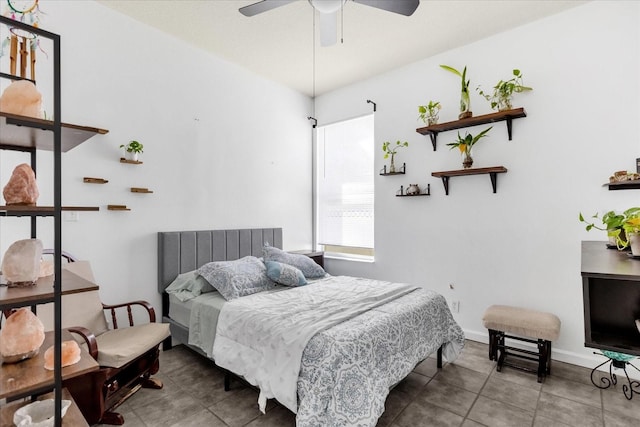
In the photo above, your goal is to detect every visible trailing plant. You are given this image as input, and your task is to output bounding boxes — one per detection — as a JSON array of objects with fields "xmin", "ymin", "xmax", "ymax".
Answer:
[{"xmin": 477, "ymin": 69, "xmax": 532, "ymax": 111}]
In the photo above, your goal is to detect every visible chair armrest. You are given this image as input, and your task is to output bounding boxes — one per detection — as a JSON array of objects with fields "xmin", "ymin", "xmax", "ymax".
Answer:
[
  {"xmin": 102, "ymin": 300, "xmax": 156, "ymax": 329},
  {"xmin": 67, "ymin": 326, "xmax": 98, "ymax": 360}
]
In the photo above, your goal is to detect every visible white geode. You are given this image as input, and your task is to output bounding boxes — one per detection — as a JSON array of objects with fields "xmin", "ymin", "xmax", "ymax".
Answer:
[{"xmin": 1, "ymin": 239, "xmax": 43, "ymax": 286}]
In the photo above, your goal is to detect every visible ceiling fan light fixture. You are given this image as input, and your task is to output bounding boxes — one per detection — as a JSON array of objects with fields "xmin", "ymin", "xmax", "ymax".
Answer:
[{"xmin": 308, "ymin": 0, "xmax": 346, "ymax": 14}]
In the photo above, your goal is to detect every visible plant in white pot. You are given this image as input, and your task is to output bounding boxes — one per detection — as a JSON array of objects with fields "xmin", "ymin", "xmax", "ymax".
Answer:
[{"xmin": 120, "ymin": 140, "xmax": 144, "ymax": 161}]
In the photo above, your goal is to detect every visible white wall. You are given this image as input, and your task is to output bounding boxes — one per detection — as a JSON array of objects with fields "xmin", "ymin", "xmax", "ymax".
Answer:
[
  {"xmin": 315, "ymin": 1, "xmax": 640, "ymax": 369},
  {"xmin": 1, "ymin": 1, "xmax": 313, "ymax": 312}
]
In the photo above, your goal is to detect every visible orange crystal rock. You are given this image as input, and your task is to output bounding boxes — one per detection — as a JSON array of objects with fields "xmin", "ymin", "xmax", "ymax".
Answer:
[
  {"xmin": 2, "ymin": 163, "xmax": 39, "ymax": 205},
  {"xmin": 0, "ymin": 308, "xmax": 45, "ymax": 364},
  {"xmin": 43, "ymin": 340, "xmax": 82, "ymax": 370}
]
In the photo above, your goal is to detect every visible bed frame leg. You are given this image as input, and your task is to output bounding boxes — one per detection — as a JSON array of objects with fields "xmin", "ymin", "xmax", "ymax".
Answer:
[
  {"xmin": 224, "ymin": 371, "xmax": 231, "ymax": 391},
  {"xmin": 437, "ymin": 345, "xmax": 443, "ymax": 369}
]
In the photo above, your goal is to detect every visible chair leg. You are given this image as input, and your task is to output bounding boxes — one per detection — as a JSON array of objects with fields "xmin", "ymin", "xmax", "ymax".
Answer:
[
  {"xmin": 488, "ymin": 329, "xmax": 498, "ymax": 361},
  {"xmin": 100, "ymin": 411, "xmax": 125, "ymax": 425}
]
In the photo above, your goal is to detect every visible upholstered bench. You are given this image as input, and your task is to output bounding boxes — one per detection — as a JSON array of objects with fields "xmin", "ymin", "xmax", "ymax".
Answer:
[{"xmin": 482, "ymin": 305, "xmax": 561, "ymax": 383}]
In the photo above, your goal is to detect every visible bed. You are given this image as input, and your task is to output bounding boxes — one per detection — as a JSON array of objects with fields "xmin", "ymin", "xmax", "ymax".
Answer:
[{"xmin": 158, "ymin": 228, "xmax": 465, "ymax": 427}]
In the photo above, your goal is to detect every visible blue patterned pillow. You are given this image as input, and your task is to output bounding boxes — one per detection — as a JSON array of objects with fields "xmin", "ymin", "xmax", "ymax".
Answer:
[
  {"xmin": 197, "ymin": 256, "xmax": 275, "ymax": 301},
  {"xmin": 262, "ymin": 245, "xmax": 326, "ymax": 278},
  {"xmin": 265, "ymin": 261, "xmax": 307, "ymax": 287}
]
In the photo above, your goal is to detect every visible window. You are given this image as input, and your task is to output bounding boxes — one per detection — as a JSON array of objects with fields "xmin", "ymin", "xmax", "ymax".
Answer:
[{"xmin": 315, "ymin": 114, "xmax": 374, "ymax": 260}]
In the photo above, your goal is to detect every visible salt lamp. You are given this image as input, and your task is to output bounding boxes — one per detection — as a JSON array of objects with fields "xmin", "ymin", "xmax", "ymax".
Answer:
[
  {"xmin": 43, "ymin": 340, "xmax": 81, "ymax": 370},
  {"xmin": 2, "ymin": 163, "xmax": 39, "ymax": 205},
  {"xmin": 0, "ymin": 308, "xmax": 45, "ymax": 364},
  {"xmin": 0, "ymin": 79, "xmax": 43, "ymax": 118},
  {"xmin": 1, "ymin": 238, "xmax": 43, "ymax": 287}
]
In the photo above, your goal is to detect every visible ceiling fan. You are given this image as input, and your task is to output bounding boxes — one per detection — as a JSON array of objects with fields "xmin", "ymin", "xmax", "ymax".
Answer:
[{"xmin": 239, "ymin": 0, "xmax": 420, "ymax": 47}]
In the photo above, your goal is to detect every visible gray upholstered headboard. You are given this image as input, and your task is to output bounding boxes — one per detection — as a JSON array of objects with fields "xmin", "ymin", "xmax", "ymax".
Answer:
[{"xmin": 157, "ymin": 228, "xmax": 283, "ymax": 293}]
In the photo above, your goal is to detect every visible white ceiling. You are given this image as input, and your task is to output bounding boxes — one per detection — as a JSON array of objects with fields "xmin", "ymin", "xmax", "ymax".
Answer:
[{"xmin": 96, "ymin": 0, "xmax": 586, "ymax": 97}]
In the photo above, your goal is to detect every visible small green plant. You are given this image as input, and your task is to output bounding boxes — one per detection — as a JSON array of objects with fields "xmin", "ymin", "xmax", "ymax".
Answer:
[
  {"xmin": 440, "ymin": 64, "xmax": 471, "ymax": 118},
  {"xmin": 477, "ymin": 69, "xmax": 532, "ymax": 111},
  {"xmin": 382, "ymin": 140, "xmax": 409, "ymax": 173},
  {"xmin": 418, "ymin": 101, "xmax": 441, "ymax": 125},
  {"xmin": 120, "ymin": 140, "xmax": 144, "ymax": 153},
  {"xmin": 445, "ymin": 127, "xmax": 492, "ymax": 155},
  {"xmin": 382, "ymin": 140, "xmax": 409, "ymax": 159},
  {"xmin": 578, "ymin": 210, "xmax": 627, "ymax": 233}
]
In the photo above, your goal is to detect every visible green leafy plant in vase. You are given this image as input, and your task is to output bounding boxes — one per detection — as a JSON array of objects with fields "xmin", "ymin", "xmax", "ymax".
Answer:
[
  {"xmin": 477, "ymin": 69, "xmax": 533, "ymax": 111},
  {"xmin": 445, "ymin": 126, "xmax": 492, "ymax": 169},
  {"xmin": 440, "ymin": 64, "xmax": 472, "ymax": 119},
  {"xmin": 120, "ymin": 140, "xmax": 144, "ymax": 161},
  {"xmin": 382, "ymin": 140, "xmax": 409, "ymax": 173},
  {"xmin": 418, "ymin": 100, "xmax": 441, "ymax": 126}
]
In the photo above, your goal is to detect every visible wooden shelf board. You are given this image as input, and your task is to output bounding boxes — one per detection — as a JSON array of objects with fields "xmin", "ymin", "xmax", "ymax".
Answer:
[
  {"xmin": 107, "ymin": 205, "xmax": 130, "ymax": 211},
  {"xmin": 131, "ymin": 187, "xmax": 153, "ymax": 193},
  {"xmin": 416, "ymin": 108, "xmax": 526, "ymax": 135},
  {"xmin": 431, "ymin": 166, "xmax": 508, "ymax": 178},
  {"xmin": 0, "ymin": 330, "xmax": 99, "ymax": 399},
  {"xmin": 0, "ymin": 387, "xmax": 89, "ymax": 427},
  {"xmin": 604, "ymin": 180, "xmax": 640, "ymax": 190},
  {"xmin": 120, "ymin": 158, "xmax": 143, "ymax": 165},
  {"xmin": 0, "ymin": 206, "xmax": 99, "ymax": 217},
  {"xmin": 0, "ymin": 268, "xmax": 99, "ymax": 309},
  {"xmin": 83, "ymin": 177, "xmax": 108, "ymax": 184},
  {"xmin": 0, "ymin": 112, "xmax": 108, "ymax": 152}
]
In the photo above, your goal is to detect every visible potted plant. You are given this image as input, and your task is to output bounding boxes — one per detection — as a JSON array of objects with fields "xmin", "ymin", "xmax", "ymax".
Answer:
[
  {"xmin": 617, "ymin": 208, "xmax": 640, "ymax": 255},
  {"xmin": 579, "ymin": 210, "xmax": 628, "ymax": 248},
  {"xmin": 445, "ymin": 126, "xmax": 492, "ymax": 169},
  {"xmin": 418, "ymin": 101, "xmax": 441, "ymax": 126},
  {"xmin": 477, "ymin": 69, "xmax": 533, "ymax": 111},
  {"xmin": 440, "ymin": 65, "xmax": 472, "ymax": 119},
  {"xmin": 120, "ymin": 140, "xmax": 144, "ymax": 161},
  {"xmin": 382, "ymin": 140, "xmax": 409, "ymax": 173}
]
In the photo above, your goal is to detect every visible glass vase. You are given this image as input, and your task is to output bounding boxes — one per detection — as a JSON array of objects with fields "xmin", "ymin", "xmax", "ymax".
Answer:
[
  {"xmin": 462, "ymin": 150, "xmax": 473, "ymax": 169},
  {"xmin": 459, "ymin": 89, "xmax": 472, "ymax": 119},
  {"xmin": 389, "ymin": 153, "xmax": 396, "ymax": 173}
]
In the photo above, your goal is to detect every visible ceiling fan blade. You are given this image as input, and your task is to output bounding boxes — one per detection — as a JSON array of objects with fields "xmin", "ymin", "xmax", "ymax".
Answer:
[
  {"xmin": 239, "ymin": 0, "xmax": 296, "ymax": 17},
  {"xmin": 319, "ymin": 10, "xmax": 338, "ymax": 47},
  {"xmin": 353, "ymin": 0, "xmax": 420, "ymax": 16}
]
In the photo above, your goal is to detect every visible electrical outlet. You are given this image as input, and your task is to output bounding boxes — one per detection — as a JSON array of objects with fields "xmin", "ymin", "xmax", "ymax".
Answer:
[
  {"xmin": 64, "ymin": 211, "xmax": 80, "ymax": 222},
  {"xmin": 451, "ymin": 300, "xmax": 460, "ymax": 313}
]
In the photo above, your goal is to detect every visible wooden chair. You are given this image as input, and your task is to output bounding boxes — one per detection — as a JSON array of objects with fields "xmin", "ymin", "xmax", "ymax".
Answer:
[{"xmin": 37, "ymin": 259, "xmax": 170, "ymax": 425}]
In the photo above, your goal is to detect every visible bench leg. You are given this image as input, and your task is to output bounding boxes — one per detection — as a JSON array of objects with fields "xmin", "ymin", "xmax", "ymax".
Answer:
[
  {"xmin": 488, "ymin": 329, "xmax": 499, "ymax": 361},
  {"xmin": 537, "ymin": 339, "xmax": 551, "ymax": 383}
]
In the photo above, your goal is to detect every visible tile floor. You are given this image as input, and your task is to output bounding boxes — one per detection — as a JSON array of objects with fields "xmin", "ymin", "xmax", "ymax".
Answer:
[{"xmin": 97, "ymin": 340, "xmax": 640, "ymax": 427}]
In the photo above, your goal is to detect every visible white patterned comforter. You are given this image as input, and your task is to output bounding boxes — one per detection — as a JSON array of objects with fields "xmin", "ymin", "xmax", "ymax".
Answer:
[{"xmin": 212, "ymin": 276, "xmax": 465, "ymax": 427}]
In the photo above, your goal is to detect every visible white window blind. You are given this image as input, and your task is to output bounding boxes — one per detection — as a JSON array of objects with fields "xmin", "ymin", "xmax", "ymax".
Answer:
[{"xmin": 315, "ymin": 114, "xmax": 374, "ymax": 257}]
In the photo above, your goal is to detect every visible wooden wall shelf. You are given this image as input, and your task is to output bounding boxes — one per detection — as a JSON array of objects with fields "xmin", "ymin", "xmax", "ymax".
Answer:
[
  {"xmin": 416, "ymin": 108, "xmax": 527, "ymax": 151},
  {"xmin": 0, "ymin": 112, "xmax": 108, "ymax": 152},
  {"xmin": 431, "ymin": 166, "xmax": 508, "ymax": 195},
  {"xmin": 131, "ymin": 187, "xmax": 153, "ymax": 193},
  {"xmin": 604, "ymin": 181, "xmax": 640, "ymax": 191},
  {"xmin": 107, "ymin": 204, "xmax": 130, "ymax": 211},
  {"xmin": 0, "ymin": 206, "xmax": 99, "ymax": 216},
  {"xmin": 396, "ymin": 184, "xmax": 430, "ymax": 197},
  {"xmin": 380, "ymin": 163, "xmax": 406, "ymax": 175},
  {"xmin": 83, "ymin": 177, "xmax": 108, "ymax": 184},
  {"xmin": 120, "ymin": 158, "xmax": 143, "ymax": 165}
]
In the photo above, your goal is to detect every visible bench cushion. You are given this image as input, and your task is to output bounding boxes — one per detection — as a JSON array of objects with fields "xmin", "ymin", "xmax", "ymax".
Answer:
[
  {"xmin": 482, "ymin": 305, "xmax": 560, "ymax": 341},
  {"xmin": 95, "ymin": 322, "xmax": 170, "ymax": 368}
]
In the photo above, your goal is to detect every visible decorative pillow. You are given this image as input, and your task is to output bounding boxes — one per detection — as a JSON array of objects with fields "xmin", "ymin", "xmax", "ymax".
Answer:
[
  {"xmin": 262, "ymin": 245, "xmax": 326, "ymax": 278},
  {"xmin": 265, "ymin": 261, "xmax": 307, "ymax": 287},
  {"xmin": 165, "ymin": 270, "xmax": 216, "ymax": 302},
  {"xmin": 197, "ymin": 256, "xmax": 275, "ymax": 301}
]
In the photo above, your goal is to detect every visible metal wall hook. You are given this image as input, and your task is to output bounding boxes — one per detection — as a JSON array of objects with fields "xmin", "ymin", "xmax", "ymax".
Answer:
[
  {"xmin": 307, "ymin": 116, "xmax": 317, "ymax": 128},
  {"xmin": 366, "ymin": 99, "xmax": 376, "ymax": 112}
]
